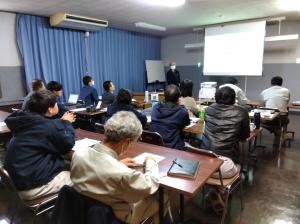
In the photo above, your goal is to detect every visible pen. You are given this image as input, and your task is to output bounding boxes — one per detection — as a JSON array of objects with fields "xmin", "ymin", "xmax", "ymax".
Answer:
[{"xmin": 172, "ymin": 159, "xmax": 183, "ymax": 168}]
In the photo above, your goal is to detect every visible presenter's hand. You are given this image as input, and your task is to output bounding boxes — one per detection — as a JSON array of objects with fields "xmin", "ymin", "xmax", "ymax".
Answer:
[{"xmin": 61, "ymin": 111, "xmax": 76, "ymax": 123}]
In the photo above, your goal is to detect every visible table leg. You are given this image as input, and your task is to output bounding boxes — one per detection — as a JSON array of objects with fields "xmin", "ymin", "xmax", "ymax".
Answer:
[{"xmin": 159, "ymin": 187, "xmax": 164, "ymax": 223}]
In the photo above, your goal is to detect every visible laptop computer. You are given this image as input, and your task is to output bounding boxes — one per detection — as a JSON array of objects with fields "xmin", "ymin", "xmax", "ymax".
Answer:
[{"xmin": 65, "ymin": 94, "xmax": 79, "ymax": 106}]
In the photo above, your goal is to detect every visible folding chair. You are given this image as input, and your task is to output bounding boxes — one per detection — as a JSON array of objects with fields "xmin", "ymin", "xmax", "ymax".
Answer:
[
  {"xmin": 184, "ymin": 145, "xmax": 243, "ymax": 224},
  {"xmin": 139, "ymin": 130, "xmax": 164, "ymax": 146},
  {"xmin": 0, "ymin": 166, "xmax": 58, "ymax": 223}
]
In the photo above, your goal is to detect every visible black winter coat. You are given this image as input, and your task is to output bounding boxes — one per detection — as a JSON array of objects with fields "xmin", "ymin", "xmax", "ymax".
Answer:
[
  {"xmin": 4, "ymin": 111, "xmax": 75, "ymax": 191},
  {"xmin": 201, "ymin": 103, "xmax": 250, "ymax": 162}
]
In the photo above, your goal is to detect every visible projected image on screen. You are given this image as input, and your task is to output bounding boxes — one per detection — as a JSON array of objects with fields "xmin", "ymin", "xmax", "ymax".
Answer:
[{"xmin": 203, "ymin": 21, "xmax": 266, "ymax": 76}]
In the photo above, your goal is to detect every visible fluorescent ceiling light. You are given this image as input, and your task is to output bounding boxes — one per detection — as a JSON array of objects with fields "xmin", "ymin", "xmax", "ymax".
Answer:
[
  {"xmin": 135, "ymin": 22, "xmax": 166, "ymax": 31},
  {"xmin": 277, "ymin": 0, "xmax": 300, "ymax": 11},
  {"xmin": 140, "ymin": 0, "xmax": 185, "ymax": 7},
  {"xmin": 184, "ymin": 43, "xmax": 204, "ymax": 49},
  {"xmin": 265, "ymin": 34, "xmax": 299, "ymax": 41}
]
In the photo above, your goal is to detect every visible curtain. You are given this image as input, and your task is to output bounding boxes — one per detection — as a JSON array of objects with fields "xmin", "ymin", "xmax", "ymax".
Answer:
[
  {"xmin": 86, "ymin": 28, "xmax": 161, "ymax": 93},
  {"xmin": 16, "ymin": 14, "xmax": 86, "ymax": 101},
  {"xmin": 16, "ymin": 14, "xmax": 162, "ymax": 101}
]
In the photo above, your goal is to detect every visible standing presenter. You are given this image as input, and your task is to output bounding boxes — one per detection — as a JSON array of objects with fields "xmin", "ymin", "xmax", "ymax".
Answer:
[{"xmin": 166, "ymin": 61, "xmax": 181, "ymax": 87}]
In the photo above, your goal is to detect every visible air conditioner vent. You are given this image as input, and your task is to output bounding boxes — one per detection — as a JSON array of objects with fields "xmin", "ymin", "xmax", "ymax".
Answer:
[{"xmin": 50, "ymin": 12, "xmax": 108, "ymax": 31}]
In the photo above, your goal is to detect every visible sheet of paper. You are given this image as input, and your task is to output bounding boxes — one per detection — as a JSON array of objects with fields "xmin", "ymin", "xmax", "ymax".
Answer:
[
  {"xmin": 190, "ymin": 117, "xmax": 200, "ymax": 123},
  {"xmin": 72, "ymin": 138, "xmax": 100, "ymax": 151},
  {"xmin": 133, "ymin": 152, "xmax": 165, "ymax": 165},
  {"xmin": 70, "ymin": 108, "xmax": 86, "ymax": 112}
]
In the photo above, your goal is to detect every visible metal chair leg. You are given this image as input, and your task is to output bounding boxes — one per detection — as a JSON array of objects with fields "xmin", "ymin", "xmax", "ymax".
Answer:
[
  {"xmin": 167, "ymin": 205, "xmax": 174, "ymax": 224},
  {"xmin": 221, "ymin": 188, "xmax": 230, "ymax": 224},
  {"xmin": 240, "ymin": 179, "xmax": 244, "ymax": 210},
  {"xmin": 202, "ymin": 186, "xmax": 206, "ymax": 209}
]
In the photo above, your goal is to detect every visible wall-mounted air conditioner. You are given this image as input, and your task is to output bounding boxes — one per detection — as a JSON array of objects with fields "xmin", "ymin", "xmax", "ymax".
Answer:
[{"xmin": 50, "ymin": 12, "xmax": 108, "ymax": 31}]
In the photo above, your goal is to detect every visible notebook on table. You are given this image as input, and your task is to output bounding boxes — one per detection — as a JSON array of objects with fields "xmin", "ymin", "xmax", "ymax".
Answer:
[{"xmin": 167, "ymin": 158, "xmax": 200, "ymax": 179}]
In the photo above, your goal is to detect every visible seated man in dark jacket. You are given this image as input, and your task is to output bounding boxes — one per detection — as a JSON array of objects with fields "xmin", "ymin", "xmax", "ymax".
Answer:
[
  {"xmin": 202, "ymin": 86, "xmax": 250, "ymax": 163},
  {"xmin": 102, "ymin": 80, "xmax": 115, "ymax": 107},
  {"xmin": 79, "ymin": 75, "xmax": 99, "ymax": 107},
  {"xmin": 151, "ymin": 84, "xmax": 190, "ymax": 150},
  {"xmin": 46, "ymin": 81, "xmax": 68, "ymax": 118},
  {"xmin": 4, "ymin": 90, "xmax": 76, "ymax": 200},
  {"xmin": 107, "ymin": 88, "xmax": 147, "ymax": 127}
]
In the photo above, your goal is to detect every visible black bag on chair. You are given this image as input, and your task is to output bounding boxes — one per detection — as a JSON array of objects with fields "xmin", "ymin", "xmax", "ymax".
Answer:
[{"xmin": 51, "ymin": 185, "xmax": 123, "ymax": 224}]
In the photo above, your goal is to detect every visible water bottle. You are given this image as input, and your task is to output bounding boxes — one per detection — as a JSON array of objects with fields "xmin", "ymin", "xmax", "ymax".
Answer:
[
  {"xmin": 144, "ymin": 91, "xmax": 149, "ymax": 103},
  {"xmin": 199, "ymin": 108, "xmax": 205, "ymax": 122},
  {"xmin": 254, "ymin": 111, "xmax": 261, "ymax": 129}
]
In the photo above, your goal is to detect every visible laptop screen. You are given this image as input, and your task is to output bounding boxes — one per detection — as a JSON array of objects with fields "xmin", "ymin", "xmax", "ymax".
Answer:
[{"xmin": 68, "ymin": 94, "xmax": 79, "ymax": 104}]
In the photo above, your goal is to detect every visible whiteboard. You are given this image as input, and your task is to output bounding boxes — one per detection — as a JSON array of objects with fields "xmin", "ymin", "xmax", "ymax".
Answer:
[{"xmin": 145, "ymin": 60, "xmax": 166, "ymax": 83}]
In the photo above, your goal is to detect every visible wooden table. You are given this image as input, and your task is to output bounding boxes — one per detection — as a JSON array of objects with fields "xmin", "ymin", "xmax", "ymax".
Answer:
[
  {"xmin": 0, "ymin": 100, "xmax": 22, "ymax": 113},
  {"xmin": 68, "ymin": 107, "xmax": 107, "ymax": 130},
  {"xmin": 76, "ymin": 128, "xmax": 223, "ymax": 223}
]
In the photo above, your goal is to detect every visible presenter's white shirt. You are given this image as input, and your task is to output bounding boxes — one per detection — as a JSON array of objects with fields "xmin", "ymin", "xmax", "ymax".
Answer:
[
  {"xmin": 260, "ymin": 86, "xmax": 290, "ymax": 113},
  {"xmin": 219, "ymin": 83, "xmax": 248, "ymax": 105}
]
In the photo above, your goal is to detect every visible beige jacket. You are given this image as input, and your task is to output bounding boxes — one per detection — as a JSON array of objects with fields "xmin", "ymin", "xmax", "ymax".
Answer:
[{"xmin": 70, "ymin": 143, "xmax": 159, "ymax": 222}]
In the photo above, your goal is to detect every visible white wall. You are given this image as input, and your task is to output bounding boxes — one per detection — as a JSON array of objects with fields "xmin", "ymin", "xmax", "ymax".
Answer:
[
  {"xmin": 264, "ymin": 21, "xmax": 300, "ymax": 64},
  {"xmin": 161, "ymin": 32, "xmax": 204, "ymax": 66},
  {"xmin": 0, "ymin": 12, "xmax": 25, "ymax": 102},
  {"xmin": 162, "ymin": 21, "xmax": 300, "ymax": 65},
  {"xmin": 0, "ymin": 12, "xmax": 22, "ymax": 66}
]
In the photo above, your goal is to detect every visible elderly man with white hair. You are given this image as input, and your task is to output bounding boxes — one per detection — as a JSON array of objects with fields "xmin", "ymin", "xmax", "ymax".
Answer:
[{"xmin": 71, "ymin": 111, "xmax": 164, "ymax": 224}]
